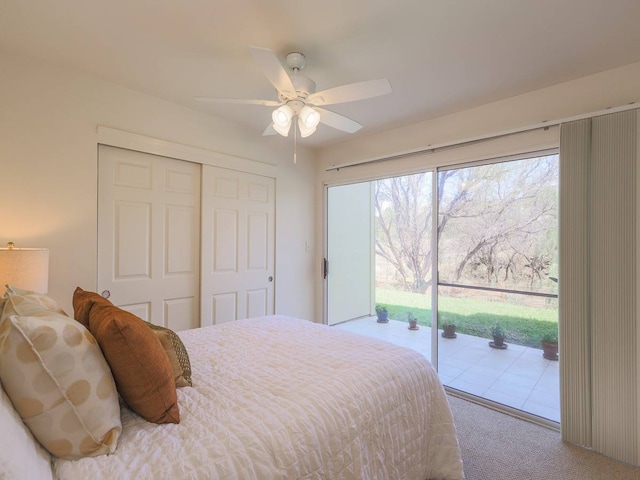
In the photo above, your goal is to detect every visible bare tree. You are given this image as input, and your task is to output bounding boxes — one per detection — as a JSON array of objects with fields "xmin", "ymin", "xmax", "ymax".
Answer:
[
  {"xmin": 375, "ymin": 155, "xmax": 558, "ymax": 293},
  {"xmin": 375, "ymin": 174, "xmax": 433, "ymax": 292},
  {"xmin": 446, "ymin": 157, "xmax": 557, "ymax": 290}
]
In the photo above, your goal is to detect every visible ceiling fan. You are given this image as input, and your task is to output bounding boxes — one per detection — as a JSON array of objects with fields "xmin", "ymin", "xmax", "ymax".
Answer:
[{"xmin": 196, "ymin": 46, "xmax": 392, "ymax": 139}]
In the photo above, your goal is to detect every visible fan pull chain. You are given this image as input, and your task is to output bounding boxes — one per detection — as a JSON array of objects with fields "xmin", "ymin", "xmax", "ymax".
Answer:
[{"xmin": 293, "ymin": 120, "xmax": 297, "ymax": 164}]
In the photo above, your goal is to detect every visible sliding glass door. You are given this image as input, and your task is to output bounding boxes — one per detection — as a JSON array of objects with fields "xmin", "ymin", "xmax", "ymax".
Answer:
[
  {"xmin": 436, "ymin": 153, "xmax": 560, "ymax": 422},
  {"xmin": 328, "ymin": 151, "xmax": 560, "ymax": 423}
]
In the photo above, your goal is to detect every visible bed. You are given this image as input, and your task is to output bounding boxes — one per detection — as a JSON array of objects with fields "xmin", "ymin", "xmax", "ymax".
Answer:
[{"xmin": 1, "ymin": 289, "xmax": 464, "ymax": 479}]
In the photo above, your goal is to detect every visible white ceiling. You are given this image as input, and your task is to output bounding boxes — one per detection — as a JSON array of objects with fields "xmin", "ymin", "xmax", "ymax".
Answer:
[{"xmin": 3, "ymin": 0, "xmax": 640, "ymax": 148}]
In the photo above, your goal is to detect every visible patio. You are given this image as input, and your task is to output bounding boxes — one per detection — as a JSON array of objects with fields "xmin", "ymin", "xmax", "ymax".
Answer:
[{"xmin": 333, "ymin": 317, "xmax": 560, "ymax": 423}]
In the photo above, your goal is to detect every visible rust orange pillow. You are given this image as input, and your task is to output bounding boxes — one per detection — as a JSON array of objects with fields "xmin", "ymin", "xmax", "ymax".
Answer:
[
  {"xmin": 72, "ymin": 287, "xmax": 110, "ymax": 328},
  {"xmin": 87, "ymin": 301, "xmax": 180, "ymax": 424},
  {"xmin": 73, "ymin": 287, "xmax": 192, "ymax": 388}
]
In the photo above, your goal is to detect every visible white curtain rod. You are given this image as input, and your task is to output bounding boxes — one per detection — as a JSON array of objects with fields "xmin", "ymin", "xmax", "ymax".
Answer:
[{"xmin": 326, "ymin": 102, "xmax": 637, "ymax": 172}]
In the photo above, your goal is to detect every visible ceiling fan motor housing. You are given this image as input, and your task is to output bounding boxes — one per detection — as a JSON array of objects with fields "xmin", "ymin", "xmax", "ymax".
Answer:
[
  {"xmin": 278, "ymin": 74, "xmax": 316, "ymax": 102},
  {"xmin": 293, "ymin": 75, "xmax": 315, "ymax": 99},
  {"xmin": 286, "ymin": 52, "xmax": 306, "ymax": 71}
]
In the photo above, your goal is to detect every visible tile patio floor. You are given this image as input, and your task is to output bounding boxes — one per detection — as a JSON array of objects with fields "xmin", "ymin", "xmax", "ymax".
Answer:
[{"xmin": 333, "ymin": 317, "xmax": 560, "ymax": 423}]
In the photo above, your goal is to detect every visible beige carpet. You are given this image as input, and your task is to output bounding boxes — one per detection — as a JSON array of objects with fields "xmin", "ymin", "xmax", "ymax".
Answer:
[{"xmin": 447, "ymin": 395, "xmax": 640, "ymax": 480}]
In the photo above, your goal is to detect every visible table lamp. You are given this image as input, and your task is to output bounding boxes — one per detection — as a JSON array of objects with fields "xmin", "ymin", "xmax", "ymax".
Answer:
[{"xmin": 0, "ymin": 242, "xmax": 49, "ymax": 296}]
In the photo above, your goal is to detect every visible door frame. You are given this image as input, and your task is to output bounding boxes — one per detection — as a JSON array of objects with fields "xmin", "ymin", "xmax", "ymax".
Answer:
[{"xmin": 97, "ymin": 126, "xmax": 276, "ymax": 178}]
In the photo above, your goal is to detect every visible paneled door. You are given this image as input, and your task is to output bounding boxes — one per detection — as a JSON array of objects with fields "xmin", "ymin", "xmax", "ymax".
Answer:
[
  {"xmin": 97, "ymin": 145, "xmax": 201, "ymax": 331},
  {"xmin": 200, "ymin": 166, "xmax": 275, "ymax": 325}
]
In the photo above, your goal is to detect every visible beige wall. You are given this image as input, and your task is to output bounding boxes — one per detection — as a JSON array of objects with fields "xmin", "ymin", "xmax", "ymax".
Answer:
[{"xmin": 0, "ymin": 53, "xmax": 317, "ymax": 319}]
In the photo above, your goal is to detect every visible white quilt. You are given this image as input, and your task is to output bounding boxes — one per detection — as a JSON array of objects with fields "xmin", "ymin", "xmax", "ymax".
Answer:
[{"xmin": 54, "ymin": 316, "xmax": 464, "ymax": 479}]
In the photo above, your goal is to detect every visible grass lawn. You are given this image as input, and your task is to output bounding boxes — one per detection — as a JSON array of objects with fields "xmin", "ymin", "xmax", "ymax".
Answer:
[{"xmin": 376, "ymin": 288, "xmax": 558, "ymax": 348}]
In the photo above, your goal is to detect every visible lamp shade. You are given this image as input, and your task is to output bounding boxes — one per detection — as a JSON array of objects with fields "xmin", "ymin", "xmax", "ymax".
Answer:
[
  {"xmin": 299, "ymin": 105, "xmax": 320, "ymax": 129},
  {"xmin": 298, "ymin": 105, "xmax": 320, "ymax": 138},
  {"xmin": 0, "ymin": 245, "xmax": 49, "ymax": 295},
  {"xmin": 272, "ymin": 105, "xmax": 293, "ymax": 136}
]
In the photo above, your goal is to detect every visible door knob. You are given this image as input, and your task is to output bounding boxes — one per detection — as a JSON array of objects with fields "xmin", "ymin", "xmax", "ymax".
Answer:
[{"xmin": 268, "ymin": 276, "xmax": 273, "ymax": 282}]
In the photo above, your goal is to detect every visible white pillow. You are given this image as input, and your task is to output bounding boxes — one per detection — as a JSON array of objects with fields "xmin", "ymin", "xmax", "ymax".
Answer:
[
  {"xmin": 0, "ymin": 384, "xmax": 53, "ymax": 480},
  {"xmin": 0, "ymin": 310, "xmax": 122, "ymax": 459}
]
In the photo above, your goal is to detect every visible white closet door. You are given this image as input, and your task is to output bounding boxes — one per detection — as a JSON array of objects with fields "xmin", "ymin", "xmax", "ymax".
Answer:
[
  {"xmin": 201, "ymin": 166, "xmax": 275, "ymax": 325},
  {"xmin": 97, "ymin": 145, "xmax": 201, "ymax": 331}
]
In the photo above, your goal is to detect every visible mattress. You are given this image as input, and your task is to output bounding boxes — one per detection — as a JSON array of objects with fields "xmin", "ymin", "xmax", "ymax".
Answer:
[{"xmin": 53, "ymin": 315, "xmax": 464, "ymax": 479}]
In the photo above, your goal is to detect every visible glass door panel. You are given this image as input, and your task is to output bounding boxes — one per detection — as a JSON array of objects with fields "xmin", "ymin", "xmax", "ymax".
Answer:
[
  {"xmin": 436, "ymin": 153, "xmax": 560, "ymax": 422},
  {"xmin": 374, "ymin": 173, "xmax": 433, "ymax": 338}
]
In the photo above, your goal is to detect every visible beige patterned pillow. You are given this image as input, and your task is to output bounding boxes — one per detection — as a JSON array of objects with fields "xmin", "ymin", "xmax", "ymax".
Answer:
[
  {"xmin": 0, "ymin": 311, "xmax": 122, "ymax": 459},
  {"xmin": 2, "ymin": 285, "xmax": 67, "ymax": 318}
]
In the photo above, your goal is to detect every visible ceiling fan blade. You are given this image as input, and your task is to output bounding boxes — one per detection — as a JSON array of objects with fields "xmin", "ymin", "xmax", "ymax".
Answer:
[
  {"xmin": 263, "ymin": 123, "xmax": 277, "ymax": 136},
  {"xmin": 308, "ymin": 78, "xmax": 391, "ymax": 105},
  {"xmin": 249, "ymin": 46, "xmax": 297, "ymax": 99},
  {"xmin": 316, "ymin": 107, "xmax": 363, "ymax": 133},
  {"xmin": 308, "ymin": 79, "xmax": 391, "ymax": 106},
  {"xmin": 195, "ymin": 97, "xmax": 281, "ymax": 107}
]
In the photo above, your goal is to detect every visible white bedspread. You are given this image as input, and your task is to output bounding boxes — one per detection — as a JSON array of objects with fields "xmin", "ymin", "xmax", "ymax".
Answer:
[{"xmin": 54, "ymin": 316, "xmax": 464, "ymax": 479}]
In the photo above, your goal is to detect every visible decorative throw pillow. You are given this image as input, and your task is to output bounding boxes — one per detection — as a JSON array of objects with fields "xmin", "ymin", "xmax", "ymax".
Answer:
[
  {"xmin": 87, "ymin": 301, "xmax": 180, "ymax": 424},
  {"xmin": 72, "ymin": 287, "xmax": 108, "ymax": 328},
  {"xmin": 2, "ymin": 285, "xmax": 67, "ymax": 320},
  {"xmin": 145, "ymin": 322, "xmax": 192, "ymax": 387},
  {"xmin": 73, "ymin": 287, "xmax": 192, "ymax": 387},
  {"xmin": 0, "ymin": 311, "xmax": 121, "ymax": 459}
]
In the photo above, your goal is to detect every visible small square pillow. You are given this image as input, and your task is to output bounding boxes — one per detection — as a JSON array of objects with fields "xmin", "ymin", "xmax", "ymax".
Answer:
[
  {"xmin": 0, "ymin": 311, "xmax": 121, "ymax": 459},
  {"xmin": 73, "ymin": 287, "xmax": 192, "ymax": 387},
  {"xmin": 145, "ymin": 322, "xmax": 192, "ymax": 387},
  {"xmin": 87, "ymin": 301, "xmax": 180, "ymax": 424}
]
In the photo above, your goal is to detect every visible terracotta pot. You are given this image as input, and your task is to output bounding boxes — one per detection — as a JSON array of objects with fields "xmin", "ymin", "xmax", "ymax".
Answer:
[
  {"xmin": 541, "ymin": 341, "xmax": 559, "ymax": 361},
  {"xmin": 442, "ymin": 325, "xmax": 457, "ymax": 338}
]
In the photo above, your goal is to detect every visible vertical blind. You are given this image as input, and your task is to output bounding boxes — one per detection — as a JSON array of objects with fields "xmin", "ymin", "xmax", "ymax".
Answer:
[
  {"xmin": 559, "ymin": 109, "xmax": 639, "ymax": 465},
  {"xmin": 559, "ymin": 118, "xmax": 592, "ymax": 448}
]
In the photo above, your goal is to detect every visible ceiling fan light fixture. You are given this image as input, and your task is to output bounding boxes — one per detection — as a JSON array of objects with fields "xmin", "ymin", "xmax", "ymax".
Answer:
[
  {"xmin": 272, "ymin": 105, "xmax": 293, "ymax": 136},
  {"xmin": 273, "ymin": 121, "xmax": 292, "ymax": 137},
  {"xmin": 299, "ymin": 105, "xmax": 320, "ymax": 129},
  {"xmin": 298, "ymin": 118, "xmax": 317, "ymax": 138}
]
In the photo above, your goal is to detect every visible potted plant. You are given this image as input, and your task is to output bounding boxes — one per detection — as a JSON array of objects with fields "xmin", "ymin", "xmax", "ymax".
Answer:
[
  {"xmin": 375, "ymin": 304, "xmax": 388, "ymax": 323},
  {"xmin": 490, "ymin": 323, "xmax": 507, "ymax": 349},
  {"xmin": 407, "ymin": 312, "xmax": 419, "ymax": 330},
  {"xmin": 441, "ymin": 323, "xmax": 457, "ymax": 339},
  {"xmin": 541, "ymin": 332, "xmax": 559, "ymax": 361}
]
